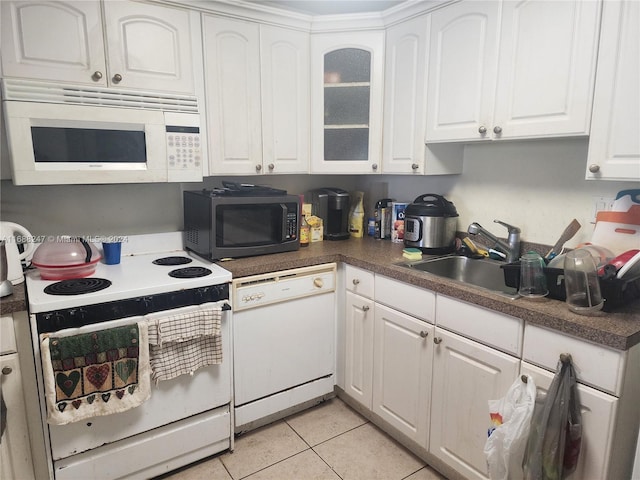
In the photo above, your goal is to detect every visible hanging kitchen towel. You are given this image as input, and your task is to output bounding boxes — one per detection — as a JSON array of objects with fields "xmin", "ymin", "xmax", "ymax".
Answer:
[
  {"xmin": 147, "ymin": 302, "xmax": 223, "ymax": 383},
  {"xmin": 41, "ymin": 322, "xmax": 150, "ymax": 425}
]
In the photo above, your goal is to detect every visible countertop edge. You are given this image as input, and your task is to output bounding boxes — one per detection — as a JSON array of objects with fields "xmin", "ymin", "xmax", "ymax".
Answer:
[{"xmin": 217, "ymin": 239, "xmax": 640, "ymax": 351}]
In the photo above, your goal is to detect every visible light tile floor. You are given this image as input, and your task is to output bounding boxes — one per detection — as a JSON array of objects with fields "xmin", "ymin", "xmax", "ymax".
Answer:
[{"xmin": 159, "ymin": 397, "xmax": 446, "ymax": 480}]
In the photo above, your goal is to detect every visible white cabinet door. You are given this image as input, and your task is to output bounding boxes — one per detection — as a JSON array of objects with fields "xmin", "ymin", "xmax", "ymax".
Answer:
[
  {"xmin": 311, "ymin": 31, "xmax": 385, "ymax": 174},
  {"xmin": 493, "ymin": 0, "xmax": 600, "ymax": 140},
  {"xmin": 521, "ymin": 362, "xmax": 619, "ymax": 480},
  {"xmin": 102, "ymin": 1, "xmax": 194, "ymax": 93},
  {"xmin": 586, "ymin": 0, "xmax": 640, "ymax": 181},
  {"xmin": 260, "ymin": 25, "xmax": 310, "ymax": 174},
  {"xmin": 344, "ymin": 291, "xmax": 374, "ymax": 409},
  {"xmin": 1, "ymin": 353, "xmax": 35, "ymax": 480},
  {"xmin": 1, "ymin": 1, "xmax": 106, "ymax": 85},
  {"xmin": 373, "ymin": 303, "xmax": 433, "ymax": 448},
  {"xmin": 203, "ymin": 15, "xmax": 262, "ymax": 175},
  {"xmin": 426, "ymin": 0, "xmax": 599, "ymax": 143},
  {"xmin": 430, "ymin": 327, "xmax": 520, "ymax": 480},
  {"xmin": 383, "ymin": 14, "xmax": 429, "ymax": 174},
  {"xmin": 425, "ymin": 1, "xmax": 500, "ymax": 143}
]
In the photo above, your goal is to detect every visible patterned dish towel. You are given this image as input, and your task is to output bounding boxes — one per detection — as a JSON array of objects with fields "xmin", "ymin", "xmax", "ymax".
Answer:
[
  {"xmin": 147, "ymin": 302, "xmax": 223, "ymax": 383},
  {"xmin": 41, "ymin": 322, "xmax": 150, "ymax": 425}
]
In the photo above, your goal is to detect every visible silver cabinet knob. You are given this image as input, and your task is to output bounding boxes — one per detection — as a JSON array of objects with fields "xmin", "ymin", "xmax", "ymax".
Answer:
[
  {"xmin": 372, "ymin": 163, "xmax": 378, "ymax": 171},
  {"xmin": 589, "ymin": 164, "xmax": 600, "ymax": 173},
  {"xmin": 478, "ymin": 126, "xmax": 487, "ymax": 134},
  {"xmin": 362, "ymin": 305, "xmax": 370, "ymax": 312},
  {"xmin": 268, "ymin": 163, "xmax": 275, "ymax": 171},
  {"xmin": 255, "ymin": 164, "xmax": 262, "ymax": 172},
  {"xmin": 2, "ymin": 366, "xmax": 12, "ymax": 375},
  {"xmin": 493, "ymin": 126, "xmax": 502, "ymax": 134},
  {"xmin": 352, "ymin": 279, "xmax": 360, "ymax": 285},
  {"xmin": 433, "ymin": 337, "xmax": 442, "ymax": 344},
  {"xmin": 419, "ymin": 331, "xmax": 428, "ymax": 338},
  {"xmin": 112, "ymin": 73, "xmax": 123, "ymax": 83},
  {"xmin": 411, "ymin": 163, "xmax": 419, "ymax": 171},
  {"xmin": 92, "ymin": 71, "xmax": 103, "ymax": 81}
]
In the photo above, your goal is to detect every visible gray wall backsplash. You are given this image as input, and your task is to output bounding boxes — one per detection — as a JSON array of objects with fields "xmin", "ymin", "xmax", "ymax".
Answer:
[{"xmin": 1, "ymin": 138, "xmax": 636, "ymax": 247}]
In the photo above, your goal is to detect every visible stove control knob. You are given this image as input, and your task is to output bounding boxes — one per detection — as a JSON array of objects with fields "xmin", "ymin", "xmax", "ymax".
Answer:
[{"xmin": 71, "ymin": 308, "xmax": 89, "ymax": 321}]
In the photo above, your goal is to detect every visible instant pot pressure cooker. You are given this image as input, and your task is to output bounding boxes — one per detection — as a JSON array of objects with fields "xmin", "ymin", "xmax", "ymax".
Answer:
[{"xmin": 404, "ymin": 194, "xmax": 459, "ymax": 254}]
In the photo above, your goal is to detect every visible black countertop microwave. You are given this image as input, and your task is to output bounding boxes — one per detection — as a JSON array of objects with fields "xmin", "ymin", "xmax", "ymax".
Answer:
[{"xmin": 184, "ymin": 186, "xmax": 300, "ymax": 261}]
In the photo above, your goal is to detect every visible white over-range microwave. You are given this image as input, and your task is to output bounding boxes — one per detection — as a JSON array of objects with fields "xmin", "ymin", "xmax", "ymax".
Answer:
[{"xmin": 1, "ymin": 79, "xmax": 203, "ymax": 185}]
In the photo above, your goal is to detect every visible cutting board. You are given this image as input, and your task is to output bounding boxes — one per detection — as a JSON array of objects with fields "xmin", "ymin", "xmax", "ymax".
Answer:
[{"xmin": 591, "ymin": 205, "xmax": 640, "ymax": 255}]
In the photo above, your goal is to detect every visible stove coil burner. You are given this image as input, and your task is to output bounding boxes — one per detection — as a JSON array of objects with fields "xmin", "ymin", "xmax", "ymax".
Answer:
[
  {"xmin": 44, "ymin": 278, "xmax": 112, "ymax": 296},
  {"xmin": 168, "ymin": 267, "xmax": 212, "ymax": 279},
  {"xmin": 152, "ymin": 256, "xmax": 193, "ymax": 266}
]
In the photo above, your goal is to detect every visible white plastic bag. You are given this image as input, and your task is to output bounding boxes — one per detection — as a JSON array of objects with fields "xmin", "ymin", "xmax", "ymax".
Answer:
[{"xmin": 484, "ymin": 375, "xmax": 537, "ymax": 480}]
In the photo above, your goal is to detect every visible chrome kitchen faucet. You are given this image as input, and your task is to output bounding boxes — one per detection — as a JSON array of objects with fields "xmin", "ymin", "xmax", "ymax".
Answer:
[{"xmin": 468, "ymin": 220, "xmax": 521, "ymax": 263}]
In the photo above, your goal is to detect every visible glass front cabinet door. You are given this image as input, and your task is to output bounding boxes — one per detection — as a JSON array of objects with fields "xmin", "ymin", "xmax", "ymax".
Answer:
[{"xmin": 311, "ymin": 32, "xmax": 384, "ymax": 173}]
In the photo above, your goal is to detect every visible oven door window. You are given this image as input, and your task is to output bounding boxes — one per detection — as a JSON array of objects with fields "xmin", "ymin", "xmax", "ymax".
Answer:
[
  {"xmin": 216, "ymin": 204, "xmax": 286, "ymax": 246},
  {"xmin": 31, "ymin": 127, "xmax": 147, "ymax": 163}
]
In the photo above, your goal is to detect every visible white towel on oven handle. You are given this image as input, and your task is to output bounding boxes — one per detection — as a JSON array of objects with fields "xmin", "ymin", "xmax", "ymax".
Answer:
[
  {"xmin": 145, "ymin": 302, "xmax": 224, "ymax": 383},
  {"xmin": 146, "ymin": 302, "xmax": 222, "ymax": 347}
]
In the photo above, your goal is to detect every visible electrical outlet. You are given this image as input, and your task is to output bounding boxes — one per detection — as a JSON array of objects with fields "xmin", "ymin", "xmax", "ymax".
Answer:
[{"xmin": 591, "ymin": 196, "xmax": 614, "ymax": 223}]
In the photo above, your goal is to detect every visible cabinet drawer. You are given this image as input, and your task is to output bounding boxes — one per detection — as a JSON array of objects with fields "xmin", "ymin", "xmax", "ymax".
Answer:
[
  {"xmin": 523, "ymin": 323, "xmax": 626, "ymax": 396},
  {"xmin": 436, "ymin": 295, "xmax": 523, "ymax": 356},
  {"xmin": 1, "ymin": 315, "xmax": 16, "ymax": 355},
  {"xmin": 345, "ymin": 265, "xmax": 374, "ymax": 299},
  {"xmin": 374, "ymin": 275, "xmax": 435, "ymax": 323}
]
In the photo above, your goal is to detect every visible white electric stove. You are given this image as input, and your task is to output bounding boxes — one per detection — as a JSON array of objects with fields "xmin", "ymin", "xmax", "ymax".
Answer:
[{"xmin": 24, "ymin": 234, "xmax": 234, "ymax": 480}]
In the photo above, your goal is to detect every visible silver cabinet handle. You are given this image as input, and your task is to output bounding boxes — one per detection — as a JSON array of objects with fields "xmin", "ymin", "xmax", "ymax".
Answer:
[
  {"xmin": 255, "ymin": 164, "xmax": 262, "ymax": 172},
  {"xmin": 2, "ymin": 366, "xmax": 12, "ymax": 375},
  {"xmin": 419, "ymin": 331, "xmax": 428, "ymax": 338},
  {"xmin": 362, "ymin": 305, "xmax": 370, "ymax": 312},
  {"xmin": 589, "ymin": 164, "xmax": 600, "ymax": 173},
  {"xmin": 372, "ymin": 164, "xmax": 378, "ymax": 171},
  {"xmin": 433, "ymin": 337, "xmax": 442, "ymax": 344},
  {"xmin": 411, "ymin": 163, "xmax": 419, "ymax": 170},
  {"xmin": 478, "ymin": 125, "xmax": 487, "ymax": 134},
  {"xmin": 268, "ymin": 163, "xmax": 275, "ymax": 171},
  {"xmin": 493, "ymin": 126, "xmax": 502, "ymax": 134},
  {"xmin": 352, "ymin": 278, "xmax": 360, "ymax": 285},
  {"xmin": 92, "ymin": 71, "xmax": 103, "ymax": 81},
  {"xmin": 112, "ymin": 73, "xmax": 123, "ymax": 83}
]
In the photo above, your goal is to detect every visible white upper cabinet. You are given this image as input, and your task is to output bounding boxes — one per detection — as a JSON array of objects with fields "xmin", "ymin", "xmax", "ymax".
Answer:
[
  {"xmin": 425, "ymin": 1, "xmax": 500, "ymax": 143},
  {"xmin": 586, "ymin": 0, "xmax": 640, "ymax": 181},
  {"xmin": 426, "ymin": 0, "xmax": 601, "ymax": 143},
  {"xmin": 493, "ymin": 0, "xmax": 600, "ymax": 139},
  {"xmin": 203, "ymin": 16, "xmax": 309, "ymax": 175},
  {"xmin": 1, "ymin": 0, "xmax": 195, "ymax": 94},
  {"xmin": 311, "ymin": 31, "xmax": 385, "ymax": 174},
  {"xmin": 383, "ymin": 15, "xmax": 429, "ymax": 174},
  {"xmin": 203, "ymin": 16, "xmax": 263, "ymax": 175},
  {"xmin": 260, "ymin": 25, "xmax": 310, "ymax": 174}
]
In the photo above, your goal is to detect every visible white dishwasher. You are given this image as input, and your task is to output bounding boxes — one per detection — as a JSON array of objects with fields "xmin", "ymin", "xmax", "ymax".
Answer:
[{"xmin": 232, "ymin": 263, "xmax": 336, "ymax": 431}]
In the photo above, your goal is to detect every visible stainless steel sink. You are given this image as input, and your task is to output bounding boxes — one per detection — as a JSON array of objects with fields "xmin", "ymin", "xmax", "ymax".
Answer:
[{"xmin": 397, "ymin": 255, "xmax": 519, "ymax": 298}]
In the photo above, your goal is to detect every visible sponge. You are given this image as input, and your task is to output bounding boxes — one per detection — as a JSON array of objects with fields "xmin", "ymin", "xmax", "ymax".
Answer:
[{"xmin": 402, "ymin": 248, "xmax": 423, "ymax": 260}]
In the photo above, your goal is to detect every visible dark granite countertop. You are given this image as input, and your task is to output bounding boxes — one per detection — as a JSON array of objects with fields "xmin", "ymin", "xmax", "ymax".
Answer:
[
  {"xmin": 0, "ymin": 283, "xmax": 27, "ymax": 316},
  {"xmin": 217, "ymin": 237, "xmax": 640, "ymax": 351}
]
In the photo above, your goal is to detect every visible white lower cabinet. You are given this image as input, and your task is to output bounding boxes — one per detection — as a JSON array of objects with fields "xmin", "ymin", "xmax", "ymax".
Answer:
[
  {"xmin": 520, "ymin": 362, "xmax": 617, "ymax": 480},
  {"xmin": 343, "ymin": 290, "xmax": 375, "ymax": 410},
  {"xmin": 340, "ymin": 266, "xmax": 638, "ymax": 480},
  {"xmin": 429, "ymin": 327, "xmax": 520, "ymax": 480},
  {"xmin": 1, "ymin": 314, "xmax": 35, "ymax": 480},
  {"xmin": 522, "ymin": 323, "xmax": 640, "ymax": 480},
  {"xmin": 343, "ymin": 268, "xmax": 435, "ymax": 448},
  {"xmin": 373, "ymin": 303, "xmax": 433, "ymax": 448}
]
